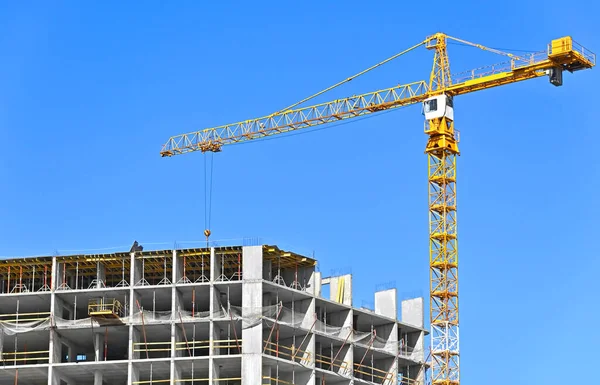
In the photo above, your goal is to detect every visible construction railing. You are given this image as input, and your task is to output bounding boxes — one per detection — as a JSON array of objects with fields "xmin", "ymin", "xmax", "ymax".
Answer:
[
  {"xmin": 88, "ymin": 298, "xmax": 123, "ymax": 318},
  {"xmin": 398, "ymin": 375, "xmax": 421, "ymax": 385},
  {"xmin": 1, "ymin": 350, "xmax": 50, "ymax": 365},
  {"xmin": 175, "ymin": 339, "xmax": 240, "ymax": 355},
  {"xmin": 133, "ymin": 341, "xmax": 172, "ymax": 357},
  {"xmin": 0, "ymin": 311, "xmax": 51, "ymax": 323},
  {"xmin": 353, "ymin": 362, "xmax": 394, "ymax": 384},
  {"xmin": 314, "ymin": 352, "xmax": 351, "ymax": 376},
  {"xmin": 263, "ymin": 340, "xmax": 311, "ymax": 365},
  {"xmin": 134, "ymin": 339, "xmax": 240, "ymax": 358},
  {"xmin": 263, "ymin": 376, "xmax": 295, "ymax": 385},
  {"xmin": 133, "ymin": 377, "xmax": 240, "ymax": 384}
]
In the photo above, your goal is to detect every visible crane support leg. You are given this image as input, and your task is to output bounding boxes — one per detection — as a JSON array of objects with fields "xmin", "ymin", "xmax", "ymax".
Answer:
[{"xmin": 426, "ymin": 116, "xmax": 459, "ymax": 385}]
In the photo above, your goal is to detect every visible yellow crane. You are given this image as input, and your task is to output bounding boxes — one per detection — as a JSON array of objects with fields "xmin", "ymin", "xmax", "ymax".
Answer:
[{"xmin": 159, "ymin": 33, "xmax": 595, "ymax": 385}]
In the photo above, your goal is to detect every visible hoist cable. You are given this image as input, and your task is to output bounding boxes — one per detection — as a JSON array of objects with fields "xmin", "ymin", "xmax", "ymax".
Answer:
[
  {"xmin": 203, "ymin": 152, "xmax": 215, "ymax": 244},
  {"xmin": 208, "ymin": 152, "xmax": 214, "ymax": 230}
]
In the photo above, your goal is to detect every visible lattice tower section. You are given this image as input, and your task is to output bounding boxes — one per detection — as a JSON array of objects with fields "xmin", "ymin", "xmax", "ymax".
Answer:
[{"xmin": 426, "ymin": 115, "xmax": 459, "ymax": 385}]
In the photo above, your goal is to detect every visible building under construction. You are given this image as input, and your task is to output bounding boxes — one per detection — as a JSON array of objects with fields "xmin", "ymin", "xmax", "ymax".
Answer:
[{"xmin": 0, "ymin": 243, "xmax": 426, "ymax": 385}]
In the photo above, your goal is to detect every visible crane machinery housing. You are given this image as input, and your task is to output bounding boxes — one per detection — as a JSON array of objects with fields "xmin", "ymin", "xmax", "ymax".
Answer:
[{"xmin": 160, "ymin": 33, "xmax": 595, "ymax": 385}]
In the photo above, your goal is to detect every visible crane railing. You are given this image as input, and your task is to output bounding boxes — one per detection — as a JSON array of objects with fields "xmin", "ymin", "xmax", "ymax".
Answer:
[
  {"xmin": 451, "ymin": 51, "xmax": 548, "ymax": 84},
  {"xmin": 548, "ymin": 38, "xmax": 596, "ymax": 66}
]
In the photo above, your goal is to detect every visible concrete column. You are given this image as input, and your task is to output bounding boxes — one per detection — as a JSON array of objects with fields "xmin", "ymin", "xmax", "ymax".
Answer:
[
  {"xmin": 211, "ymin": 247, "xmax": 220, "ymax": 281},
  {"xmin": 48, "ymin": 256, "xmax": 57, "ymax": 385},
  {"xmin": 304, "ymin": 267, "xmax": 317, "ymax": 295},
  {"xmin": 170, "ymin": 249, "xmax": 178, "ymax": 383},
  {"xmin": 341, "ymin": 309, "xmax": 353, "ymax": 376},
  {"xmin": 128, "ymin": 326, "xmax": 141, "ymax": 383},
  {"xmin": 263, "ymin": 259, "xmax": 272, "ymax": 281},
  {"xmin": 171, "ymin": 249, "xmax": 178, "ymax": 351},
  {"xmin": 127, "ymin": 252, "xmax": 137, "ymax": 385},
  {"xmin": 305, "ymin": 333, "xmax": 316, "ymax": 367},
  {"xmin": 175, "ymin": 249, "xmax": 184, "ymax": 283},
  {"xmin": 51, "ymin": 331, "xmax": 63, "ymax": 363},
  {"xmin": 95, "ymin": 333, "xmax": 102, "ymax": 361},
  {"xmin": 130, "ymin": 364, "xmax": 140, "ymax": 385},
  {"xmin": 53, "ymin": 295, "xmax": 68, "ymax": 320},
  {"xmin": 47, "ymin": 329, "xmax": 60, "ymax": 385},
  {"xmin": 132, "ymin": 252, "xmax": 143, "ymax": 286},
  {"xmin": 401, "ymin": 298, "xmax": 425, "ymax": 364},
  {"xmin": 375, "ymin": 288, "xmax": 398, "ymax": 319},
  {"xmin": 411, "ymin": 331, "xmax": 425, "ymax": 363},
  {"xmin": 67, "ymin": 343, "xmax": 75, "ymax": 362},
  {"xmin": 209, "ymin": 247, "xmax": 215, "ymax": 282},
  {"xmin": 241, "ymin": 246, "xmax": 263, "ymax": 385},
  {"xmin": 295, "ymin": 370, "xmax": 314, "ymax": 385},
  {"xmin": 211, "ymin": 357, "xmax": 220, "ymax": 382},
  {"xmin": 171, "ymin": 361, "xmax": 182, "ymax": 384},
  {"xmin": 95, "ymin": 261, "xmax": 105, "ymax": 288},
  {"xmin": 49, "ymin": 369, "xmax": 60, "ymax": 385},
  {"xmin": 314, "ymin": 271, "xmax": 322, "ymax": 297},
  {"xmin": 211, "ymin": 321, "xmax": 221, "ymax": 355},
  {"xmin": 51, "ymin": 255, "xmax": 58, "ymax": 291},
  {"xmin": 94, "ymin": 370, "xmax": 103, "ymax": 385}
]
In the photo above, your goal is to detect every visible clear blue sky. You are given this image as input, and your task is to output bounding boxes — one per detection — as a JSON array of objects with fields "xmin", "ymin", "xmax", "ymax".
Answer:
[{"xmin": 1, "ymin": 1, "xmax": 598, "ymax": 383}]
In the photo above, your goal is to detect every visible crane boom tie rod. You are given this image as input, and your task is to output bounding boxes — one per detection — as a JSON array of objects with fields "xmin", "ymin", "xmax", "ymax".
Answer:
[{"xmin": 275, "ymin": 40, "xmax": 426, "ymax": 113}]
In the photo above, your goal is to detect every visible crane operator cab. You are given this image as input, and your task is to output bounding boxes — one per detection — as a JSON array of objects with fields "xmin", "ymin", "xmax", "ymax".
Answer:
[{"xmin": 422, "ymin": 94, "xmax": 454, "ymax": 121}]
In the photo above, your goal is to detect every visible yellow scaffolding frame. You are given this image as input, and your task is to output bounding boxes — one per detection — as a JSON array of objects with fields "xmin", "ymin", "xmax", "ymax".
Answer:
[
  {"xmin": 263, "ymin": 340, "xmax": 312, "ymax": 365},
  {"xmin": 88, "ymin": 298, "xmax": 123, "ymax": 319},
  {"xmin": 0, "ymin": 258, "xmax": 53, "ymax": 293},
  {"xmin": 132, "ymin": 339, "xmax": 239, "ymax": 355},
  {"xmin": 353, "ymin": 361, "xmax": 393, "ymax": 384},
  {"xmin": 263, "ymin": 377, "xmax": 295, "ymax": 385},
  {"xmin": 0, "ymin": 312, "xmax": 51, "ymax": 323},
  {"xmin": 132, "ymin": 377, "xmax": 241, "ymax": 384},
  {"xmin": 314, "ymin": 352, "xmax": 351, "ymax": 375},
  {"xmin": 1, "ymin": 350, "xmax": 50, "ymax": 364}
]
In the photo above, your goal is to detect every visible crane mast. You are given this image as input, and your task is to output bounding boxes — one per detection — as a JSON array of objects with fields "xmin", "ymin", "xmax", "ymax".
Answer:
[
  {"xmin": 425, "ymin": 34, "xmax": 460, "ymax": 385},
  {"xmin": 160, "ymin": 33, "xmax": 595, "ymax": 385}
]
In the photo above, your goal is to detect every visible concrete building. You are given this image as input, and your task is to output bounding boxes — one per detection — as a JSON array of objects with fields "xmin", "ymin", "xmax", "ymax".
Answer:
[{"xmin": 0, "ymin": 244, "xmax": 426, "ymax": 385}]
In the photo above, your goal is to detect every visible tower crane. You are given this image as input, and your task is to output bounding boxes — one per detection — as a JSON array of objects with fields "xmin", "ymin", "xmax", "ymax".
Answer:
[{"xmin": 159, "ymin": 33, "xmax": 595, "ymax": 385}]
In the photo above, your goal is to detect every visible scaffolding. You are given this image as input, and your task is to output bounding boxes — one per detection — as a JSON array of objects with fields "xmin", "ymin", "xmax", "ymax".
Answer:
[
  {"xmin": 215, "ymin": 252, "xmax": 242, "ymax": 282},
  {"xmin": 132, "ymin": 377, "xmax": 241, "ymax": 384},
  {"xmin": 53, "ymin": 253, "xmax": 131, "ymax": 291},
  {"xmin": 0, "ymin": 258, "xmax": 53, "ymax": 294},
  {"xmin": 136, "ymin": 252, "xmax": 172, "ymax": 286},
  {"xmin": 264, "ymin": 247, "xmax": 315, "ymax": 291},
  {"xmin": 1, "ymin": 349, "xmax": 50, "ymax": 365},
  {"xmin": 88, "ymin": 298, "xmax": 124, "ymax": 319},
  {"xmin": 178, "ymin": 248, "xmax": 211, "ymax": 283}
]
